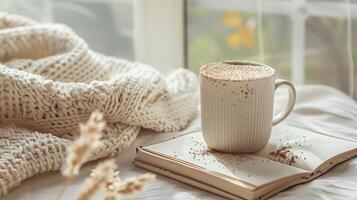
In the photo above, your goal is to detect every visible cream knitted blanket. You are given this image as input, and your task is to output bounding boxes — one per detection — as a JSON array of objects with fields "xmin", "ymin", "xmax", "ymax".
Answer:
[{"xmin": 0, "ymin": 13, "xmax": 198, "ymax": 195}]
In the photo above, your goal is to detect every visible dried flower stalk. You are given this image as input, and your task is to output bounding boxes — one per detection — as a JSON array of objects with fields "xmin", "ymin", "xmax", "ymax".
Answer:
[
  {"xmin": 77, "ymin": 160, "xmax": 117, "ymax": 200},
  {"xmin": 57, "ymin": 112, "xmax": 106, "ymax": 200},
  {"xmin": 77, "ymin": 160, "xmax": 155, "ymax": 200},
  {"xmin": 57, "ymin": 111, "xmax": 155, "ymax": 200},
  {"xmin": 104, "ymin": 173, "xmax": 156, "ymax": 200},
  {"xmin": 62, "ymin": 111, "xmax": 106, "ymax": 177},
  {"xmin": 115, "ymin": 173, "xmax": 156, "ymax": 195}
]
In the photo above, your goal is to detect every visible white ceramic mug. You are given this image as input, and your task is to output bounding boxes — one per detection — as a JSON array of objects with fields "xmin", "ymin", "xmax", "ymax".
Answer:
[{"xmin": 200, "ymin": 61, "xmax": 296, "ymax": 153}]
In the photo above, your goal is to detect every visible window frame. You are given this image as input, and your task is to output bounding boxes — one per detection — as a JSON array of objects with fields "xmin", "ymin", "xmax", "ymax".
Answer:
[
  {"xmin": 136, "ymin": 0, "xmax": 356, "ymax": 94},
  {"xmin": 133, "ymin": 0, "xmax": 186, "ymax": 73}
]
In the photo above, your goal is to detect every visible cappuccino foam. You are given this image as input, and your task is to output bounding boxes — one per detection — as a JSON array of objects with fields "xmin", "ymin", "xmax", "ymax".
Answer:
[{"xmin": 200, "ymin": 61, "xmax": 275, "ymax": 81}]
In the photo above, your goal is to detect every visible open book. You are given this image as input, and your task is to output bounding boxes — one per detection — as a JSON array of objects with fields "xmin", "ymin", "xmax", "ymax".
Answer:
[{"xmin": 134, "ymin": 124, "xmax": 357, "ymax": 200}]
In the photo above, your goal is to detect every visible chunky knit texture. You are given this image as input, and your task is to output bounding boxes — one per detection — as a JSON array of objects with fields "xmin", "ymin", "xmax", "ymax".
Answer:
[{"xmin": 0, "ymin": 13, "xmax": 198, "ymax": 195}]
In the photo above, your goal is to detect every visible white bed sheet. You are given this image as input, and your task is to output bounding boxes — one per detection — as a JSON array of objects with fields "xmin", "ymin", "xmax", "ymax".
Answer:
[{"xmin": 3, "ymin": 85, "xmax": 357, "ymax": 200}]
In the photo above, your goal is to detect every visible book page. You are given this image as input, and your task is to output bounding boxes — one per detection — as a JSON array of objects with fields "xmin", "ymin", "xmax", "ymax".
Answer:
[
  {"xmin": 145, "ymin": 132, "xmax": 308, "ymax": 187},
  {"xmin": 255, "ymin": 124, "xmax": 357, "ymax": 171}
]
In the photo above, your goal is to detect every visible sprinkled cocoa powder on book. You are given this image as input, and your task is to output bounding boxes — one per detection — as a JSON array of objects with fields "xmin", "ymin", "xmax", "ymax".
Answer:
[
  {"xmin": 268, "ymin": 145, "xmax": 299, "ymax": 166},
  {"xmin": 179, "ymin": 133, "xmax": 311, "ymax": 172}
]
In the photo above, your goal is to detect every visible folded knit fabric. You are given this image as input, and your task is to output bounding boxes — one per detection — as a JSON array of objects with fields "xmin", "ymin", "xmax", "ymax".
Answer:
[{"xmin": 0, "ymin": 13, "xmax": 198, "ymax": 195}]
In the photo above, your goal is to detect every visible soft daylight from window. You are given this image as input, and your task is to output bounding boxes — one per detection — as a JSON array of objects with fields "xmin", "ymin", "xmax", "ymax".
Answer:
[
  {"xmin": 186, "ymin": 0, "xmax": 357, "ymax": 98},
  {"xmin": 0, "ymin": 0, "xmax": 134, "ymax": 60}
]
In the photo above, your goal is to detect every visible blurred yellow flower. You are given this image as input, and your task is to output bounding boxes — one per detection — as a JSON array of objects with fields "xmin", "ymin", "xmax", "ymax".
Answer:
[
  {"xmin": 240, "ymin": 25, "xmax": 254, "ymax": 48},
  {"xmin": 222, "ymin": 11, "xmax": 255, "ymax": 49},
  {"xmin": 222, "ymin": 11, "xmax": 242, "ymax": 27},
  {"xmin": 227, "ymin": 32, "xmax": 241, "ymax": 49}
]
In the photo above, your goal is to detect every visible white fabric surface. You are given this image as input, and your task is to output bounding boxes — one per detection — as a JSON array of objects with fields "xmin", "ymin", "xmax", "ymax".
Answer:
[{"xmin": 3, "ymin": 85, "xmax": 357, "ymax": 200}]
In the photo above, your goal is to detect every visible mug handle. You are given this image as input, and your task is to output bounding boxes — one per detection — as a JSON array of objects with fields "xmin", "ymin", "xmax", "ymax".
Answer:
[{"xmin": 272, "ymin": 79, "xmax": 296, "ymax": 126}]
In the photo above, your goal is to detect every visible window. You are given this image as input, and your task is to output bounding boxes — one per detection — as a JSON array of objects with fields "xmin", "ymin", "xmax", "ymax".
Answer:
[
  {"xmin": 1, "ymin": 0, "xmax": 356, "ymax": 99},
  {"xmin": 187, "ymin": 4, "xmax": 292, "ymax": 80},
  {"xmin": 186, "ymin": 0, "xmax": 357, "ymax": 99},
  {"xmin": 0, "ymin": 0, "xmax": 134, "ymax": 60}
]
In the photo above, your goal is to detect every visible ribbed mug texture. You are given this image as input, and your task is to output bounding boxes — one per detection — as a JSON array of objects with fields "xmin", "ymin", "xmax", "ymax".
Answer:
[{"xmin": 200, "ymin": 74, "xmax": 275, "ymax": 153}]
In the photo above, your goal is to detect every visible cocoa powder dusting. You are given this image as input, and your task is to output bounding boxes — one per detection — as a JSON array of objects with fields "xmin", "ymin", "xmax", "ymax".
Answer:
[
  {"xmin": 269, "ymin": 145, "xmax": 299, "ymax": 166},
  {"xmin": 200, "ymin": 61, "xmax": 275, "ymax": 81}
]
